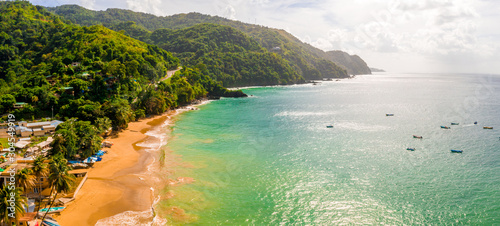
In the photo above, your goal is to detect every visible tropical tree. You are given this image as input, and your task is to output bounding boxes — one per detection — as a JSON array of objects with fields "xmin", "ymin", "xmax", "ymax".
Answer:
[
  {"xmin": 41, "ymin": 156, "xmax": 75, "ymax": 222},
  {"xmin": 31, "ymin": 155, "xmax": 49, "ymax": 212},
  {"xmin": 14, "ymin": 168, "xmax": 36, "ymax": 194},
  {"xmin": 0, "ymin": 186, "xmax": 28, "ymax": 226}
]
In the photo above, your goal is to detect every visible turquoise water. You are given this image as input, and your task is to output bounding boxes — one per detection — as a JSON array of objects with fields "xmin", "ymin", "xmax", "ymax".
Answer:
[{"xmin": 159, "ymin": 73, "xmax": 500, "ymax": 225}]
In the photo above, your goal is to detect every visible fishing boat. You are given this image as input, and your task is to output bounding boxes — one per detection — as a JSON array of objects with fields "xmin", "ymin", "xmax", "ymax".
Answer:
[
  {"xmin": 451, "ymin": 149, "xmax": 463, "ymax": 153},
  {"xmin": 386, "ymin": 114, "xmax": 394, "ymax": 116},
  {"xmin": 413, "ymin": 135, "xmax": 423, "ymax": 139},
  {"xmin": 451, "ymin": 122, "xmax": 459, "ymax": 125},
  {"xmin": 440, "ymin": 126, "xmax": 450, "ymax": 129},
  {"xmin": 326, "ymin": 125, "xmax": 333, "ymax": 128},
  {"xmin": 39, "ymin": 206, "xmax": 65, "ymax": 214},
  {"xmin": 42, "ymin": 219, "xmax": 61, "ymax": 226},
  {"xmin": 407, "ymin": 148, "xmax": 416, "ymax": 151},
  {"xmin": 483, "ymin": 126, "xmax": 493, "ymax": 129}
]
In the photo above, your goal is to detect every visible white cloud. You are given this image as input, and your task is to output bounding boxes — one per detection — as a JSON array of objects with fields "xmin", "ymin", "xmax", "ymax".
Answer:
[{"xmin": 29, "ymin": 0, "xmax": 500, "ymax": 73}]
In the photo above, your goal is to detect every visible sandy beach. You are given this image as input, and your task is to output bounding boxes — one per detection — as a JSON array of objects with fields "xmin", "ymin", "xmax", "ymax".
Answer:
[{"xmin": 54, "ymin": 114, "xmax": 171, "ymax": 226}]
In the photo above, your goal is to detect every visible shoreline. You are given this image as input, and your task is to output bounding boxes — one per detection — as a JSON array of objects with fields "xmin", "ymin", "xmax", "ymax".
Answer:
[{"xmin": 54, "ymin": 101, "xmax": 208, "ymax": 225}]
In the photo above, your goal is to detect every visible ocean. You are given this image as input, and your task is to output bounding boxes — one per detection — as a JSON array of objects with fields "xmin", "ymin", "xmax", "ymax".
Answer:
[{"xmin": 155, "ymin": 73, "xmax": 500, "ymax": 225}]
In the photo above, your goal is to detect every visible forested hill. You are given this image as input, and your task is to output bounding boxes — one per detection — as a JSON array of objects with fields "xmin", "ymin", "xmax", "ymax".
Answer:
[
  {"xmin": 46, "ymin": 5, "xmax": 369, "ymax": 77},
  {"xmin": 0, "ymin": 1, "xmax": 247, "ymax": 160},
  {"xmin": 108, "ymin": 22, "xmax": 303, "ymax": 87}
]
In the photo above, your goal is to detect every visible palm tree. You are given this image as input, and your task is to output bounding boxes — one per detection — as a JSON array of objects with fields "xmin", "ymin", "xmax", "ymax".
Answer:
[
  {"xmin": 0, "ymin": 186, "xmax": 28, "ymax": 226},
  {"xmin": 14, "ymin": 168, "xmax": 36, "ymax": 194},
  {"xmin": 31, "ymin": 155, "xmax": 49, "ymax": 212},
  {"xmin": 41, "ymin": 156, "xmax": 75, "ymax": 222}
]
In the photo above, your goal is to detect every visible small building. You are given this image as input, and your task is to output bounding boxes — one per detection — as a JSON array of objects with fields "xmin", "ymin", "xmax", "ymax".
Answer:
[
  {"xmin": 32, "ymin": 128, "xmax": 45, "ymax": 136},
  {"xmin": 13, "ymin": 102, "xmax": 27, "ymax": 109},
  {"xmin": 19, "ymin": 121, "xmax": 28, "ymax": 127},
  {"xmin": 18, "ymin": 127, "xmax": 33, "ymax": 137},
  {"xmin": 45, "ymin": 75, "xmax": 56, "ymax": 85},
  {"xmin": 61, "ymin": 87, "xmax": 74, "ymax": 95},
  {"xmin": 14, "ymin": 140, "xmax": 31, "ymax": 149},
  {"xmin": 71, "ymin": 62, "xmax": 81, "ymax": 67},
  {"xmin": 42, "ymin": 125, "xmax": 56, "ymax": 133},
  {"xmin": 18, "ymin": 212, "xmax": 36, "ymax": 226},
  {"xmin": 0, "ymin": 125, "xmax": 9, "ymax": 138}
]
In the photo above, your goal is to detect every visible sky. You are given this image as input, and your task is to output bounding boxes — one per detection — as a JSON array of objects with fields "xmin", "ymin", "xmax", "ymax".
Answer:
[{"xmin": 29, "ymin": 0, "xmax": 500, "ymax": 74}]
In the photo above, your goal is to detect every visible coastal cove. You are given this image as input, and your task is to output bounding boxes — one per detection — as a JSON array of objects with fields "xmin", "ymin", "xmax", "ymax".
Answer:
[
  {"xmin": 156, "ymin": 73, "xmax": 500, "ymax": 225},
  {"xmin": 53, "ymin": 104, "xmax": 205, "ymax": 225}
]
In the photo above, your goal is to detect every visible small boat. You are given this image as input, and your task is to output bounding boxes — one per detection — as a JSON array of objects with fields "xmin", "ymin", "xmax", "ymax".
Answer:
[
  {"xmin": 451, "ymin": 123, "xmax": 459, "ymax": 125},
  {"xmin": 386, "ymin": 114, "xmax": 394, "ymax": 116},
  {"xmin": 39, "ymin": 206, "xmax": 65, "ymax": 214},
  {"xmin": 451, "ymin": 149, "xmax": 463, "ymax": 153},
  {"xmin": 483, "ymin": 127, "xmax": 493, "ymax": 129},
  {"xmin": 42, "ymin": 219, "xmax": 61, "ymax": 226},
  {"xmin": 406, "ymin": 148, "xmax": 416, "ymax": 151},
  {"xmin": 474, "ymin": 121, "xmax": 478, "ymax": 125},
  {"xmin": 440, "ymin": 126, "xmax": 450, "ymax": 129},
  {"xmin": 326, "ymin": 125, "xmax": 334, "ymax": 128},
  {"xmin": 413, "ymin": 135, "xmax": 423, "ymax": 139}
]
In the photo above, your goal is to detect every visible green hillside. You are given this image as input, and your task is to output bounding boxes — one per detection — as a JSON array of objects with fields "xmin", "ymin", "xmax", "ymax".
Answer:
[
  {"xmin": 109, "ymin": 22, "xmax": 303, "ymax": 87},
  {"xmin": 47, "ymin": 5, "xmax": 366, "ymax": 78},
  {"xmin": 0, "ymin": 2, "xmax": 245, "ymax": 159}
]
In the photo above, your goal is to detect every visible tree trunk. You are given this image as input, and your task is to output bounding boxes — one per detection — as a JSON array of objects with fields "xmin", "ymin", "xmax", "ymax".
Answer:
[
  {"xmin": 40, "ymin": 190, "xmax": 57, "ymax": 223},
  {"xmin": 35, "ymin": 176, "xmax": 42, "ymax": 213}
]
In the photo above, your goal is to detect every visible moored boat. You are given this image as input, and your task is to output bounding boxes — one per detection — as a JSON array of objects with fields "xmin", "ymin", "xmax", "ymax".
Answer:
[
  {"xmin": 483, "ymin": 126, "xmax": 493, "ymax": 129},
  {"xmin": 39, "ymin": 206, "xmax": 65, "ymax": 214},
  {"xmin": 451, "ymin": 122, "xmax": 459, "ymax": 125},
  {"xmin": 474, "ymin": 121, "xmax": 478, "ymax": 125},
  {"xmin": 326, "ymin": 125, "xmax": 333, "ymax": 128},
  {"xmin": 451, "ymin": 149, "xmax": 463, "ymax": 153},
  {"xmin": 440, "ymin": 126, "xmax": 450, "ymax": 129},
  {"xmin": 407, "ymin": 148, "xmax": 416, "ymax": 151},
  {"xmin": 413, "ymin": 135, "xmax": 423, "ymax": 139},
  {"xmin": 386, "ymin": 114, "xmax": 394, "ymax": 116}
]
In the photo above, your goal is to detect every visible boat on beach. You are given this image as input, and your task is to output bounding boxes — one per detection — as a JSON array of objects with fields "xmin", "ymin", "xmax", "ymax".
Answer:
[
  {"xmin": 483, "ymin": 126, "xmax": 493, "ymax": 129},
  {"xmin": 407, "ymin": 148, "xmax": 416, "ymax": 151},
  {"xmin": 451, "ymin": 122, "xmax": 459, "ymax": 125},
  {"xmin": 451, "ymin": 149, "xmax": 463, "ymax": 153},
  {"xmin": 42, "ymin": 219, "xmax": 61, "ymax": 226},
  {"xmin": 440, "ymin": 126, "xmax": 450, "ymax": 129},
  {"xmin": 386, "ymin": 114, "xmax": 394, "ymax": 116},
  {"xmin": 39, "ymin": 206, "xmax": 65, "ymax": 214},
  {"xmin": 326, "ymin": 125, "xmax": 333, "ymax": 128},
  {"xmin": 413, "ymin": 135, "xmax": 423, "ymax": 139}
]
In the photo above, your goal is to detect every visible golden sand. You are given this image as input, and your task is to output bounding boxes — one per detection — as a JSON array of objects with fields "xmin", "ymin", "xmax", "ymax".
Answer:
[{"xmin": 54, "ymin": 114, "xmax": 169, "ymax": 226}]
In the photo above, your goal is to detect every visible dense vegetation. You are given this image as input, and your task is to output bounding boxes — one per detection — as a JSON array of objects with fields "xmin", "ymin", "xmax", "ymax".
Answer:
[
  {"xmin": 111, "ymin": 22, "xmax": 303, "ymax": 87},
  {"xmin": 47, "ymin": 5, "xmax": 371, "ymax": 78},
  {"xmin": 0, "ymin": 2, "xmax": 244, "ymax": 159}
]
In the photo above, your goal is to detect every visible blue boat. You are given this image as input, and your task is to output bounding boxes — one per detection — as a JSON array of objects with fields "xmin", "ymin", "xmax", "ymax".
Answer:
[
  {"xmin": 39, "ymin": 206, "xmax": 65, "ymax": 213},
  {"xmin": 451, "ymin": 122, "xmax": 459, "ymax": 125},
  {"xmin": 440, "ymin": 126, "xmax": 450, "ymax": 129},
  {"xmin": 407, "ymin": 148, "xmax": 416, "ymax": 151},
  {"xmin": 386, "ymin": 114, "xmax": 394, "ymax": 116},
  {"xmin": 451, "ymin": 149, "xmax": 463, "ymax": 153},
  {"xmin": 42, "ymin": 219, "xmax": 61, "ymax": 226},
  {"xmin": 326, "ymin": 125, "xmax": 333, "ymax": 128}
]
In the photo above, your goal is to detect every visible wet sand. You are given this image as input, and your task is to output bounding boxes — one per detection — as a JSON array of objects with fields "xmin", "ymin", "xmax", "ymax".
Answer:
[{"xmin": 55, "ymin": 114, "xmax": 170, "ymax": 226}]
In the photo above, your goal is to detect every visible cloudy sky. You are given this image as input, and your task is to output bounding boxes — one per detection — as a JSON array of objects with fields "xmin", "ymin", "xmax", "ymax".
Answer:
[{"xmin": 30, "ymin": 0, "xmax": 500, "ymax": 74}]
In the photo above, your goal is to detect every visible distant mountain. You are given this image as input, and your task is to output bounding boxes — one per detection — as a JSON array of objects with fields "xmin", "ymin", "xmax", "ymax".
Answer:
[
  {"xmin": 324, "ymin": 51, "xmax": 371, "ymax": 75},
  {"xmin": 47, "ymin": 5, "xmax": 371, "ymax": 77},
  {"xmin": 370, "ymin": 68, "xmax": 385, "ymax": 72}
]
